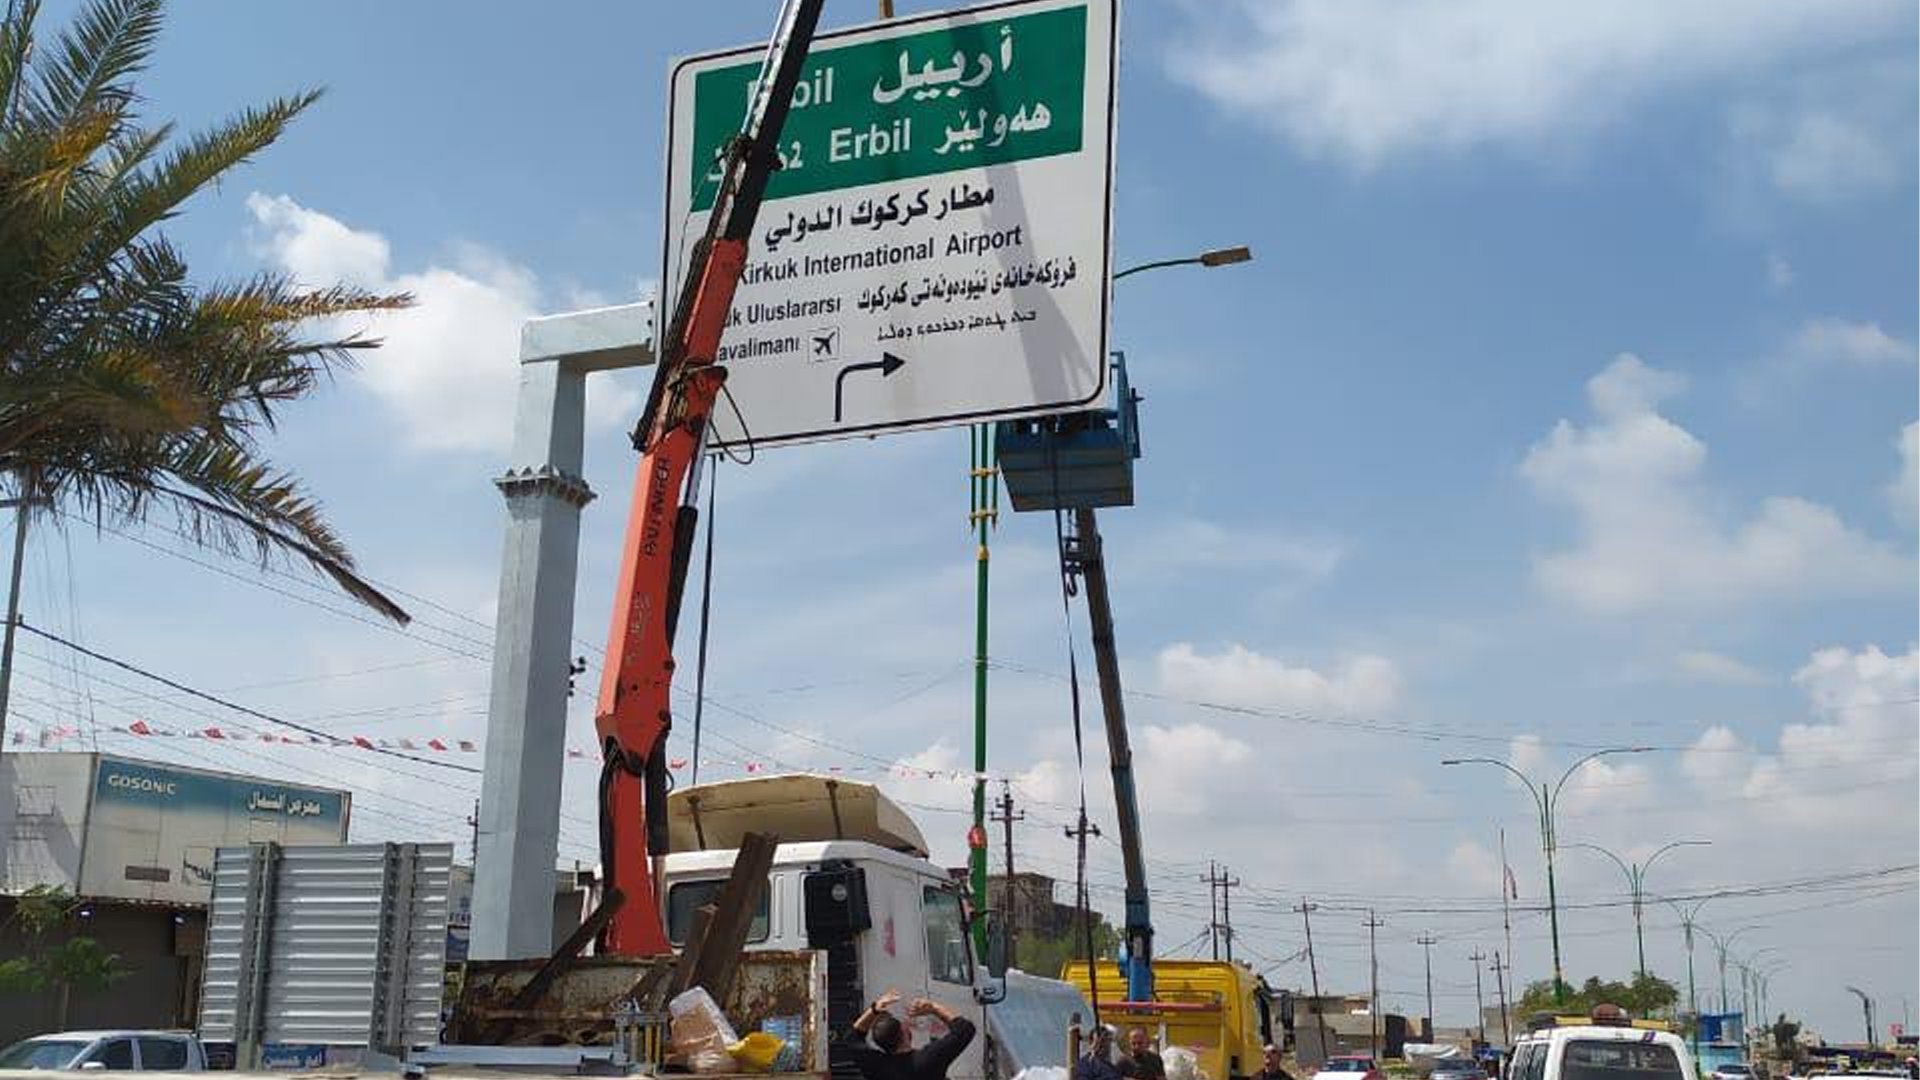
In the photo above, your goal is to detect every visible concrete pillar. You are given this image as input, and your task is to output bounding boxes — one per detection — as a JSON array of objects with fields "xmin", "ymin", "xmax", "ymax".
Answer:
[{"xmin": 471, "ymin": 302, "xmax": 653, "ymax": 961}]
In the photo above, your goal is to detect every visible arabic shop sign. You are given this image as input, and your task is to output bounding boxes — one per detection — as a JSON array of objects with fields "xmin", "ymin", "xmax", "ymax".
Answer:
[
  {"xmin": 665, "ymin": 0, "xmax": 1117, "ymax": 447},
  {"xmin": 85, "ymin": 757, "xmax": 349, "ymax": 904}
]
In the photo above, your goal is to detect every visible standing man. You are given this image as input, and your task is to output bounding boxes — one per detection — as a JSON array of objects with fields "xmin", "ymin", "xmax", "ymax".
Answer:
[
  {"xmin": 1254, "ymin": 1045, "xmax": 1298, "ymax": 1080},
  {"xmin": 1122, "ymin": 1028, "xmax": 1167, "ymax": 1080},
  {"xmin": 1077, "ymin": 1026, "xmax": 1126, "ymax": 1080},
  {"xmin": 845, "ymin": 990, "xmax": 977, "ymax": 1080}
]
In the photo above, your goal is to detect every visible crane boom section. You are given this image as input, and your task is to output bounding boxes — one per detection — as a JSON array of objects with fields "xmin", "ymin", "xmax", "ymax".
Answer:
[{"xmin": 593, "ymin": 0, "xmax": 825, "ymax": 957}]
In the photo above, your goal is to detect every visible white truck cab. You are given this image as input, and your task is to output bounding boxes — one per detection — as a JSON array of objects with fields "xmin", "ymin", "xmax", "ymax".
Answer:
[
  {"xmin": 1509, "ymin": 1010, "xmax": 1698, "ymax": 1080},
  {"xmin": 661, "ymin": 776, "xmax": 997, "ymax": 1080}
]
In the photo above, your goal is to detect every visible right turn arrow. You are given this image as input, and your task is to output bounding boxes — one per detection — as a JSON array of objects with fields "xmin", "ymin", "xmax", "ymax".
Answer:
[{"xmin": 833, "ymin": 352, "xmax": 907, "ymax": 423}]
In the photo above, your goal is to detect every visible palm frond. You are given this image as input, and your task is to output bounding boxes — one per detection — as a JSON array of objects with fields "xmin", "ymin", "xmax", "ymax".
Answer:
[
  {"xmin": 150, "ymin": 444, "xmax": 409, "ymax": 624},
  {"xmin": 0, "ymin": 0, "xmax": 40, "ymax": 129},
  {"xmin": 27, "ymin": 0, "xmax": 160, "ymax": 128},
  {"xmin": 0, "ymin": 1, "xmax": 413, "ymax": 624},
  {"xmin": 41, "ymin": 91, "xmax": 320, "ymax": 322}
]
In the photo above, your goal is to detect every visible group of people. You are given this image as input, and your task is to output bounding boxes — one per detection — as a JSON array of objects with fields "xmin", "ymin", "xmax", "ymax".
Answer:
[
  {"xmin": 838, "ymin": 989, "xmax": 1297, "ymax": 1080},
  {"xmin": 1075, "ymin": 1025, "xmax": 1168, "ymax": 1080},
  {"xmin": 1076, "ymin": 1024, "xmax": 1297, "ymax": 1080}
]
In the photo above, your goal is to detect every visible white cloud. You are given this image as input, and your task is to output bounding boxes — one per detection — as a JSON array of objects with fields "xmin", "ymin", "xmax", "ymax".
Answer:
[
  {"xmin": 1680, "ymin": 724, "xmax": 1753, "ymax": 788},
  {"xmin": 1165, "ymin": 0, "xmax": 1904, "ymax": 168},
  {"xmin": 1687, "ymin": 645, "xmax": 1920, "ymax": 833},
  {"xmin": 1522, "ymin": 354, "xmax": 1911, "ymax": 613},
  {"xmin": 1765, "ymin": 253, "xmax": 1795, "ymax": 292},
  {"xmin": 1446, "ymin": 839, "xmax": 1500, "ymax": 895},
  {"xmin": 1122, "ymin": 519, "xmax": 1343, "ymax": 580},
  {"xmin": 248, "ymin": 193, "xmax": 640, "ymax": 455},
  {"xmin": 1136, "ymin": 723, "xmax": 1254, "ymax": 815},
  {"xmin": 1156, "ymin": 642, "xmax": 1402, "ymax": 716},
  {"xmin": 1731, "ymin": 97, "xmax": 1910, "ymax": 205},
  {"xmin": 1507, "ymin": 733, "xmax": 1550, "ymax": 777},
  {"xmin": 1891, "ymin": 422, "xmax": 1918, "ymax": 527},
  {"xmin": 1787, "ymin": 317, "xmax": 1915, "ymax": 368},
  {"xmin": 1673, "ymin": 650, "xmax": 1772, "ymax": 686}
]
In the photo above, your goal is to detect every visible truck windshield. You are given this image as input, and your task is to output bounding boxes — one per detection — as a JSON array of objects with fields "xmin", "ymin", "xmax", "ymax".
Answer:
[
  {"xmin": 0, "ymin": 1040, "xmax": 86, "ymax": 1069},
  {"xmin": 667, "ymin": 878, "xmax": 771, "ymax": 945},
  {"xmin": 1562, "ymin": 1041, "xmax": 1685, "ymax": 1080}
]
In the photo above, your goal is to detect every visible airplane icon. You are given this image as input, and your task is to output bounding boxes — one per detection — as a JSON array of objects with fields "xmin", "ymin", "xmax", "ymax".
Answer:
[{"xmin": 810, "ymin": 326, "xmax": 840, "ymax": 360}]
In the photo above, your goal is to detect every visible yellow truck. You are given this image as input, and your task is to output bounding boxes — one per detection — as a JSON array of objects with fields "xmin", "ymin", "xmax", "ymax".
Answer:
[{"xmin": 1063, "ymin": 959, "xmax": 1278, "ymax": 1080}]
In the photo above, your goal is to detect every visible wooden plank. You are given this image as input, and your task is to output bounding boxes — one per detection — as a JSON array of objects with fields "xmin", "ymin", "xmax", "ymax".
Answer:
[
  {"xmin": 671, "ymin": 903, "xmax": 718, "ymax": 996},
  {"xmin": 679, "ymin": 831, "xmax": 779, "ymax": 1004}
]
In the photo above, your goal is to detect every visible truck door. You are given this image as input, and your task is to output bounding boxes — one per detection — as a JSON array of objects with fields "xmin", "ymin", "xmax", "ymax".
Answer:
[{"xmin": 920, "ymin": 884, "xmax": 984, "ymax": 1080}]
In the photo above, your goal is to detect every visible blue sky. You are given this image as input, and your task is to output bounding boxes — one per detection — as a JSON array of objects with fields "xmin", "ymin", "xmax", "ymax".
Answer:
[{"xmin": 13, "ymin": 0, "xmax": 1918, "ymax": 1039}]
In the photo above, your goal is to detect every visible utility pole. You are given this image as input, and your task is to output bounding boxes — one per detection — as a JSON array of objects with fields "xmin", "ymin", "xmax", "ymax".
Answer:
[
  {"xmin": 1200, "ymin": 862, "xmax": 1223, "ymax": 960},
  {"xmin": 1196, "ymin": 863, "xmax": 1240, "ymax": 961},
  {"xmin": 1065, "ymin": 814, "xmax": 1104, "ymax": 1023},
  {"xmin": 1297, "ymin": 901, "xmax": 1332, "ymax": 1063},
  {"xmin": 1492, "ymin": 951, "xmax": 1511, "ymax": 1046},
  {"xmin": 1365, "ymin": 911, "xmax": 1387, "ymax": 1059},
  {"xmin": 990, "ymin": 781, "xmax": 1024, "ymax": 961},
  {"xmin": 1416, "ymin": 934, "xmax": 1439, "ymax": 1038},
  {"xmin": 466, "ymin": 799, "xmax": 481, "ymax": 864},
  {"xmin": 0, "ymin": 490, "xmax": 43, "ymax": 750},
  {"xmin": 1468, "ymin": 949, "xmax": 1488, "ymax": 1043},
  {"xmin": 1222, "ymin": 867, "xmax": 1240, "ymax": 962}
]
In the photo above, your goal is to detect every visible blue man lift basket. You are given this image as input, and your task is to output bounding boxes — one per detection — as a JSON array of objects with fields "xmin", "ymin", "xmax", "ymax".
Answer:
[{"xmin": 996, "ymin": 352, "xmax": 1142, "ymax": 512}]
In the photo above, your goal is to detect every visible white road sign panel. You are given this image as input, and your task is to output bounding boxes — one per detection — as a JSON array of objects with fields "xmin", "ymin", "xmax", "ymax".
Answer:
[{"xmin": 664, "ymin": 0, "xmax": 1117, "ymax": 447}]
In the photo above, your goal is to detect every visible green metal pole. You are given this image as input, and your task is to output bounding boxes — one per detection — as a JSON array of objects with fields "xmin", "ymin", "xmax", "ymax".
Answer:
[
  {"xmin": 968, "ymin": 424, "xmax": 997, "ymax": 950},
  {"xmin": 1542, "ymin": 795, "xmax": 1566, "ymax": 1004}
]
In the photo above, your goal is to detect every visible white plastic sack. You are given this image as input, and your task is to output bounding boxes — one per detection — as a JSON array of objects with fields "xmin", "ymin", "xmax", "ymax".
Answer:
[{"xmin": 1164, "ymin": 1046, "xmax": 1208, "ymax": 1080}]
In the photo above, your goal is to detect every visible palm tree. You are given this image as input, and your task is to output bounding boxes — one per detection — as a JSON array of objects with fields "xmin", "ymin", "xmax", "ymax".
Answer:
[{"xmin": 0, "ymin": 0, "xmax": 411, "ymax": 622}]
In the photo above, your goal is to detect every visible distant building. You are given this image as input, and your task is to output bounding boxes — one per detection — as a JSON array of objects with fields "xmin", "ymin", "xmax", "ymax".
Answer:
[
  {"xmin": 0, "ymin": 752, "xmax": 351, "ymax": 1043},
  {"xmin": 989, "ymin": 871, "xmax": 1086, "ymax": 940}
]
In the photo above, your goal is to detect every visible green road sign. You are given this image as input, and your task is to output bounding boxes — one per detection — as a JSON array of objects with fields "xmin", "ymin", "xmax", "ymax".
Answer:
[
  {"xmin": 666, "ymin": 0, "xmax": 1117, "ymax": 448},
  {"xmin": 686, "ymin": 4, "xmax": 1087, "ymax": 212}
]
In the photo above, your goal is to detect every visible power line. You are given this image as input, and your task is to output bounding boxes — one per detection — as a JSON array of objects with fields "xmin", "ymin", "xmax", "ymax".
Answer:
[{"xmin": 17, "ymin": 621, "xmax": 480, "ymax": 774}]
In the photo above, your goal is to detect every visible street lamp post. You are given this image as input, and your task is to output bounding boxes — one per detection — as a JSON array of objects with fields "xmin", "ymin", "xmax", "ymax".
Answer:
[
  {"xmin": 1699, "ymin": 925, "xmax": 1764, "ymax": 1015},
  {"xmin": 1112, "ymin": 246, "xmax": 1252, "ymax": 281},
  {"xmin": 1846, "ymin": 987, "xmax": 1877, "ymax": 1048},
  {"xmin": 1664, "ymin": 898, "xmax": 1711, "ymax": 1060},
  {"xmin": 1566, "ymin": 839, "xmax": 1710, "ymax": 978},
  {"xmin": 1066, "ymin": 242, "xmax": 1251, "ymax": 1000},
  {"xmin": 1442, "ymin": 747, "xmax": 1654, "ymax": 1003}
]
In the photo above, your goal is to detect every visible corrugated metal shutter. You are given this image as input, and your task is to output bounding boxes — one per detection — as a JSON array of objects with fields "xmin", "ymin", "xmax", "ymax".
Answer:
[{"xmin": 197, "ymin": 843, "xmax": 451, "ymax": 1051}]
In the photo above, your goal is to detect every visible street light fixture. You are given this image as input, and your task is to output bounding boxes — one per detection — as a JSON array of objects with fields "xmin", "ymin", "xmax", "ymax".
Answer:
[
  {"xmin": 1113, "ymin": 245, "xmax": 1254, "ymax": 281},
  {"xmin": 1441, "ymin": 746, "xmax": 1655, "ymax": 1003},
  {"xmin": 1846, "ymin": 986, "xmax": 1877, "ymax": 1048},
  {"xmin": 1698, "ymin": 924, "xmax": 1766, "ymax": 1014},
  {"xmin": 1566, "ymin": 839, "xmax": 1710, "ymax": 979},
  {"xmin": 1663, "ymin": 897, "xmax": 1713, "ymax": 1060}
]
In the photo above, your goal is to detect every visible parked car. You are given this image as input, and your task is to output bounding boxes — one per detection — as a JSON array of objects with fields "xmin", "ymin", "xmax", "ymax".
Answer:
[
  {"xmin": 1713, "ymin": 1065, "xmax": 1758, "ymax": 1080},
  {"xmin": 1435, "ymin": 1059, "xmax": 1493, "ymax": 1080},
  {"xmin": 0, "ymin": 1031, "xmax": 207, "ymax": 1071},
  {"xmin": 1315, "ymin": 1056, "xmax": 1387, "ymax": 1080}
]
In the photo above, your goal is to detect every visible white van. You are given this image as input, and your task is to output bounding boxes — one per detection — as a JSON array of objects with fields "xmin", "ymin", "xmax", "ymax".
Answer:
[
  {"xmin": 1508, "ymin": 1013, "xmax": 1697, "ymax": 1080},
  {"xmin": 661, "ymin": 776, "xmax": 1002, "ymax": 1080}
]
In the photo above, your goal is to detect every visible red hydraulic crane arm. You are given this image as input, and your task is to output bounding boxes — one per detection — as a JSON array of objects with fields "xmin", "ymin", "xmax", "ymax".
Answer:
[{"xmin": 594, "ymin": 0, "xmax": 826, "ymax": 957}]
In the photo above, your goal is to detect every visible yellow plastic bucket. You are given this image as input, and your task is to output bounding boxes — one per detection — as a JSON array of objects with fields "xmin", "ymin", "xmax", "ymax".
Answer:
[{"xmin": 729, "ymin": 1031, "xmax": 786, "ymax": 1071}]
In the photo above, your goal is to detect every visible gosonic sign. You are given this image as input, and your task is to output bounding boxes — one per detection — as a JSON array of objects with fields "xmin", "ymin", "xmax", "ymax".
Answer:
[
  {"xmin": 665, "ymin": 0, "xmax": 1117, "ymax": 447},
  {"xmin": 85, "ymin": 757, "xmax": 349, "ymax": 904}
]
